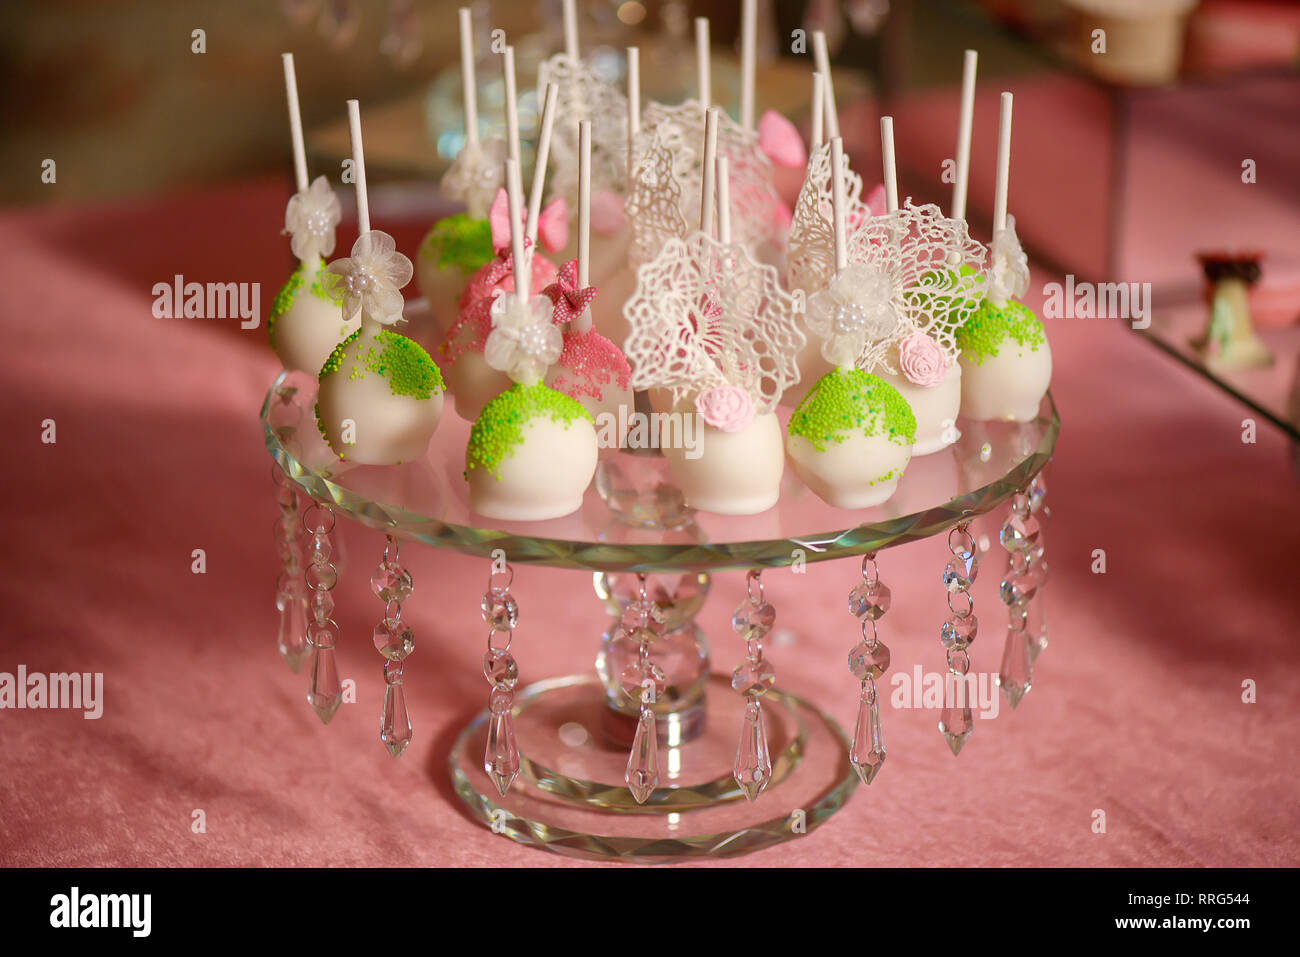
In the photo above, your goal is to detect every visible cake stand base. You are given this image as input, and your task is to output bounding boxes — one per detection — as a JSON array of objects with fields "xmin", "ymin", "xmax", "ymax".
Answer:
[{"xmin": 449, "ymin": 673, "xmax": 857, "ymax": 863}]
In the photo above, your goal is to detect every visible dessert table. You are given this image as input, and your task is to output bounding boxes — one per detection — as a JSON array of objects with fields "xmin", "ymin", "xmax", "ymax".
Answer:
[{"xmin": 0, "ymin": 178, "xmax": 1296, "ymax": 867}]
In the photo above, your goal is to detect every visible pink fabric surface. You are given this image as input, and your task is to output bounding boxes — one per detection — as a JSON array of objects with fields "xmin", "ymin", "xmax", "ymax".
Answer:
[{"xmin": 1, "ymin": 178, "xmax": 1297, "ymax": 868}]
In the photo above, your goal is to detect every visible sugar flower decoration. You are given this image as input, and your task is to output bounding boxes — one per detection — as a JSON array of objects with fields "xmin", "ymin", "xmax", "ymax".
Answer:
[
  {"xmin": 441, "ymin": 137, "xmax": 508, "ymax": 220},
  {"xmin": 805, "ymin": 262, "xmax": 901, "ymax": 367},
  {"xmin": 898, "ymin": 331, "xmax": 947, "ymax": 387},
  {"xmin": 542, "ymin": 260, "xmax": 597, "ymax": 324},
  {"xmin": 696, "ymin": 385, "xmax": 754, "ymax": 432},
  {"xmin": 284, "ymin": 175, "xmax": 341, "ymax": 263},
  {"xmin": 485, "ymin": 291, "xmax": 563, "ymax": 385},
  {"xmin": 326, "ymin": 230, "xmax": 412, "ymax": 326},
  {"xmin": 986, "ymin": 214, "xmax": 1030, "ymax": 308}
]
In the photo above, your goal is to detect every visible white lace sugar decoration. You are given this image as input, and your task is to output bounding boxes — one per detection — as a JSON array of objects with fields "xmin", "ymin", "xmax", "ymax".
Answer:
[
  {"xmin": 327, "ymin": 230, "xmax": 412, "ymax": 326},
  {"xmin": 986, "ymin": 214, "xmax": 1030, "ymax": 308},
  {"xmin": 537, "ymin": 53, "xmax": 629, "ymax": 210},
  {"xmin": 485, "ymin": 291, "xmax": 562, "ymax": 386},
  {"xmin": 284, "ymin": 175, "xmax": 342, "ymax": 263},
  {"xmin": 787, "ymin": 142, "xmax": 867, "ymax": 295},
  {"xmin": 441, "ymin": 137, "xmax": 508, "ymax": 219},
  {"xmin": 625, "ymin": 130, "xmax": 688, "ymax": 268},
  {"xmin": 623, "ymin": 232, "xmax": 804, "ymax": 412}
]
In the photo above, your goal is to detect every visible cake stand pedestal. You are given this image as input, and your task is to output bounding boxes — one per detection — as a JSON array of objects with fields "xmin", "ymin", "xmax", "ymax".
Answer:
[{"xmin": 263, "ymin": 364, "xmax": 1058, "ymax": 863}]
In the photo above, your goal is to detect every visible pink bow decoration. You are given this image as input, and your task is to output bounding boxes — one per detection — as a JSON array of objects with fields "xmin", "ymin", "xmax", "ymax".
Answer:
[
  {"xmin": 482, "ymin": 239, "xmax": 530, "ymax": 287},
  {"xmin": 542, "ymin": 260, "xmax": 597, "ymax": 324},
  {"xmin": 590, "ymin": 190, "xmax": 626, "ymax": 234},
  {"xmin": 758, "ymin": 110, "xmax": 806, "ymax": 168},
  {"xmin": 488, "ymin": 188, "xmax": 569, "ymax": 253}
]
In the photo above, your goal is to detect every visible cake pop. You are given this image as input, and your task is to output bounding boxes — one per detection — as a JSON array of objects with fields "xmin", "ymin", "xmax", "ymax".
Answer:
[
  {"xmin": 316, "ymin": 101, "xmax": 444, "ymax": 465},
  {"xmin": 959, "ymin": 93, "xmax": 1051, "ymax": 422},
  {"xmin": 466, "ymin": 157, "xmax": 598, "ymax": 521},
  {"xmin": 268, "ymin": 53, "xmax": 358, "ymax": 375}
]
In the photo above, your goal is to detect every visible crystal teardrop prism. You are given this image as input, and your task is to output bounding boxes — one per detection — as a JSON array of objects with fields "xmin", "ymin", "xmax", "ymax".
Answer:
[
  {"xmin": 484, "ymin": 708, "xmax": 520, "ymax": 796},
  {"xmin": 849, "ymin": 685, "xmax": 886, "ymax": 785},
  {"xmin": 938, "ymin": 702, "xmax": 974, "ymax": 756},
  {"xmin": 277, "ymin": 591, "xmax": 310, "ymax": 673},
  {"xmin": 307, "ymin": 645, "xmax": 343, "ymax": 724},
  {"xmin": 625, "ymin": 708, "xmax": 659, "ymax": 804},
  {"xmin": 732, "ymin": 700, "xmax": 772, "ymax": 801},
  {"xmin": 380, "ymin": 681, "xmax": 412, "ymax": 757},
  {"xmin": 997, "ymin": 626, "xmax": 1034, "ymax": 708}
]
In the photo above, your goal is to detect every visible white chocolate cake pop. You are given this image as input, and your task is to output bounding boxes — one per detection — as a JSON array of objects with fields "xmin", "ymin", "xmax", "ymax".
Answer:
[
  {"xmin": 466, "ymin": 158, "xmax": 598, "ymax": 521},
  {"xmin": 959, "ymin": 94, "xmax": 1051, "ymax": 423},
  {"xmin": 270, "ymin": 55, "xmax": 358, "ymax": 373},
  {"xmin": 316, "ymin": 101, "xmax": 444, "ymax": 465}
]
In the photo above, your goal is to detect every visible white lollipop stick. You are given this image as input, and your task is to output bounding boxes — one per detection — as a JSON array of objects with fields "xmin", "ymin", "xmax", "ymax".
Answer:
[
  {"xmin": 458, "ymin": 7, "xmax": 479, "ymax": 147},
  {"xmin": 700, "ymin": 107, "xmax": 720, "ymax": 235},
  {"xmin": 282, "ymin": 54, "xmax": 308, "ymax": 193},
  {"xmin": 562, "ymin": 0, "xmax": 580, "ymax": 61},
  {"xmin": 346, "ymin": 99, "xmax": 370, "ymax": 236},
  {"xmin": 574, "ymin": 119, "xmax": 593, "ymax": 333},
  {"xmin": 830, "ymin": 137, "xmax": 847, "ymax": 273},
  {"xmin": 526, "ymin": 82, "xmax": 559, "ymax": 249},
  {"xmin": 695, "ymin": 17, "xmax": 711, "ymax": 112},
  {"xmin": 503, "ymin": 45, "xmax": 520, "ymax": 164},
  {"xmin": 812, "ymin": 31, "xmax": 839, "ymax": 139},
  {"xmin": 952, "ymin": 49, "xmax": 977, "ymax": 221},
  {"xmin": 993, "ymin": 91, "xmax": 1013, "ymax": 234},
  {"xmin": 505, "ymin": 157, "xmax": 529, "ymax": 299},
  {"xmin": 716, "ymin": 155, "xmax": 731, "ymax": 244},
  {"xmin": 627, "ymin": 46, "xmax": 640, "ymax": 179},
  {"xmin": 811, "ymin": 72, "xmax": 824, "ymax": 149},
  {"xmin": 880, "ymin": 115, "xmax": 898, "ymax": 213},
  {"xmin": 740, "ymin": 0, "xmax": 757, "ymax": 132}
]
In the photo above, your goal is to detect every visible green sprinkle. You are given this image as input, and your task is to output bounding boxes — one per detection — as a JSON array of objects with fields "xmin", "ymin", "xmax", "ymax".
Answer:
[
  {"xmin": 956, "ymin": 298, "xmax": 1045, "ymax": 365},
  {"xmin": 465, "ymin": 381, "xmax": 593, "ymax": 480},
  {"xmin": 268, "ymin": 257, "xmax": 335, "ymax": 344},
  {"xmin": 788, "ymin": 368, "xmax": 916, "ymax": 452},
  {"xmin": 319, "ymin": 327, "xmax": 444, "ymax": 400},
  {"xmin": 421, "ymin": 214, "xmax": 494, "ymax": 275}
]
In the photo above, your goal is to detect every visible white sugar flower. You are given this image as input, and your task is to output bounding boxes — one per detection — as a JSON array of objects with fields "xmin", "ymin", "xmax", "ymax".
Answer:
[
  {"xmin": 284, "ymin": 175, "xmax": 341, "ymax": 263},
  {"xmin": 485, "ymin": 291, "xmax": 562, "ymax": 385},
  {"xmin": 805, "ymin": 262, "xmax": 900, "ymax": 367},
  {"xmin": 986, "ymin": 214, "xmax": 1029, "ymax": 308},
  {"xmin": 326, "ymin": 230, "xmax": 412, "ymax": 326},
  {"xmin": 441, "ymin": 137, "xmax": 508, "ymax": 220}
]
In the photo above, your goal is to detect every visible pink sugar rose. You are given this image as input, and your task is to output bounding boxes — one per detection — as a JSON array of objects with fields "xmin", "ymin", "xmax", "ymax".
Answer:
[
  {"xmin": 696, "ymin": 385, "xmax": 754, "ymax": 433},
  {"xmin": 898, "ymin": 332, "xmax": 946, "ymax": 387}
]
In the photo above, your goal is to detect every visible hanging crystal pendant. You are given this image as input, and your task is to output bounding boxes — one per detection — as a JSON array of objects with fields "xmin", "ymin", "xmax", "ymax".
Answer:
[
  {"xmin": 273, "ymin": 469, "xmax": 309, "ymax": 672},
  {"xmin": 276, "ymin": 580, "xmax": 310, "ymax": 673},
  {"xmin": 849, "ymin": 680, "xmax": 886, "ymax": 785},
  {"xmin": 307, "ymin": 625, "xmax": 343, "ymax": 724},
  {"xmin": 733, "ymin": 699, "xmax": 771, "ymax": 800},
  {"xmin": 484, "ymin": 690, "xmax": 520, "ymax": 796},
  {"xmin": 380, "ymin": 660, "xmax": 412, "ymax": 757},
  {"xmin": 370, "ymin": 536, "xmax": 416, "ymax": 756},
  {"xmin": 997, "ymin": 625, "xmax": 1033, "ymax": 708},
  {"xmin": 302, "ymin": 503, "xmax": 342, "ymax": 725},
  {"xmin": 938, "ymin": 521, "xmax": 978, "ymax": 757},
  {"xmin": 626, "ymin": 707, "xmax": 659, "ymax": 804},
  {"xmin": 938, "ymin": 698, "xmax": 974, "ymax": 756}
]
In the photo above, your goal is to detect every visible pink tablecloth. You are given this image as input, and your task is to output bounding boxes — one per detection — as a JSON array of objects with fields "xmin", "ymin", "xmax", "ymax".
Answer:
[{"xmin": 0, "ymin": 179, "xmax": 1296, "ymax": 867}]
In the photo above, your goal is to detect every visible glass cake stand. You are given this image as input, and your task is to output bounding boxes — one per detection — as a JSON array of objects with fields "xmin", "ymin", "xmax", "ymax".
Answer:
[{"xmin": 262, "ymin": 351, "xmax": 1060, "ymax": 863}]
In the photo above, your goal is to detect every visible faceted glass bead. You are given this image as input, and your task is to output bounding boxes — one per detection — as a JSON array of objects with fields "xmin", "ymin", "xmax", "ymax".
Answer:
[
  {"xmin": 310, "ymin": 588, "xmax": 335, "ymax": 625},
  {"xmin": 940, "ymin": 613, "xmax": 979, "ymax": 651},
  {"xmin": 380, "ymin": 681, "xmax": 412, "ymax": 757},
  {"xmin": 731, "ymin": 600, "xmax": 775, "ymax": 641},
  {"xmin": 849, "ymin": 685, "xmax": 886, "ymax": 785},
  {"xmin": 276, "ymin": 593, "xmax": 310, "ymax": 674},
  {"xmin": 999, "ymin": 514, "xmax": 1041, "ymax": 552},
  {"xmin": 998, "ymin": 626, "xmax": 1033, "ymax": 709},
  {"xmin": 621, "ymin": 599, "xmax": 665, "ymax": 633},
  {"xmin": 372, "ymin": 618, "xmax": 414, "ymax": 660},
  {"xmin": 941, "ymin": 553, "xmax": 978, "ymax": 593},
  {"xmin": 311, "ymin": 532, "xmax": 332, "ymax": 563},
  {"xmin": 307, "ymin": 645, "xmax": 343, "ymax": 724},
  {"xmin": 484, "ymin": 709, "xmax": 520, "ymax": 795},
  {"xmin": 1027, "ymin": 475, "xmax": 1047, "ymax": 514},
  {"xmin": 482, "ymin": 649, "xmax": 519, "ymax": 691},
  {"xmin": 480, "ymin": 589, "xmax": 519, "ymax": 631},
  {"xmin": 625, "ymin": 626, "xmax": 658, "ymax": 648},
  {"xmin": 625, "ymin": 709, "xmax": 659, "ymax": 804},
  {"xmin": 731, "ymin": 657, "xmax": 776, "ymax": 696},
  {"xmin": 732, "ymin": 700, "xmax": 771, "ymax": 801},
  {"xmin": 999, "ymin": 574, "xmax": 1038, "ymax": 606},
  {"xmin": 848, "ymin": 580, "xmax": 891, "ymax": 620},
  {"xmin": 848, "ymin": 640, "xmax": 891, "ymax": 680},
  {"xmin": 370, "ymin": 562, "xmax": 413, "ymax": 604},
  {"xmin": 306, "ymin": 562, "xmax": 337, "ymax": 591},
  {"xmin": 618, "ymin": 661, "xmax": 666, "ymax": 702}
]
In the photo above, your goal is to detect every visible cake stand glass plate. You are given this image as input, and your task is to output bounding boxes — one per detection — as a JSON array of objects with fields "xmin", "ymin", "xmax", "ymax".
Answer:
[{"xmin": 261, "ymin": 313, "xmax": 1059, "ymax": 862}]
